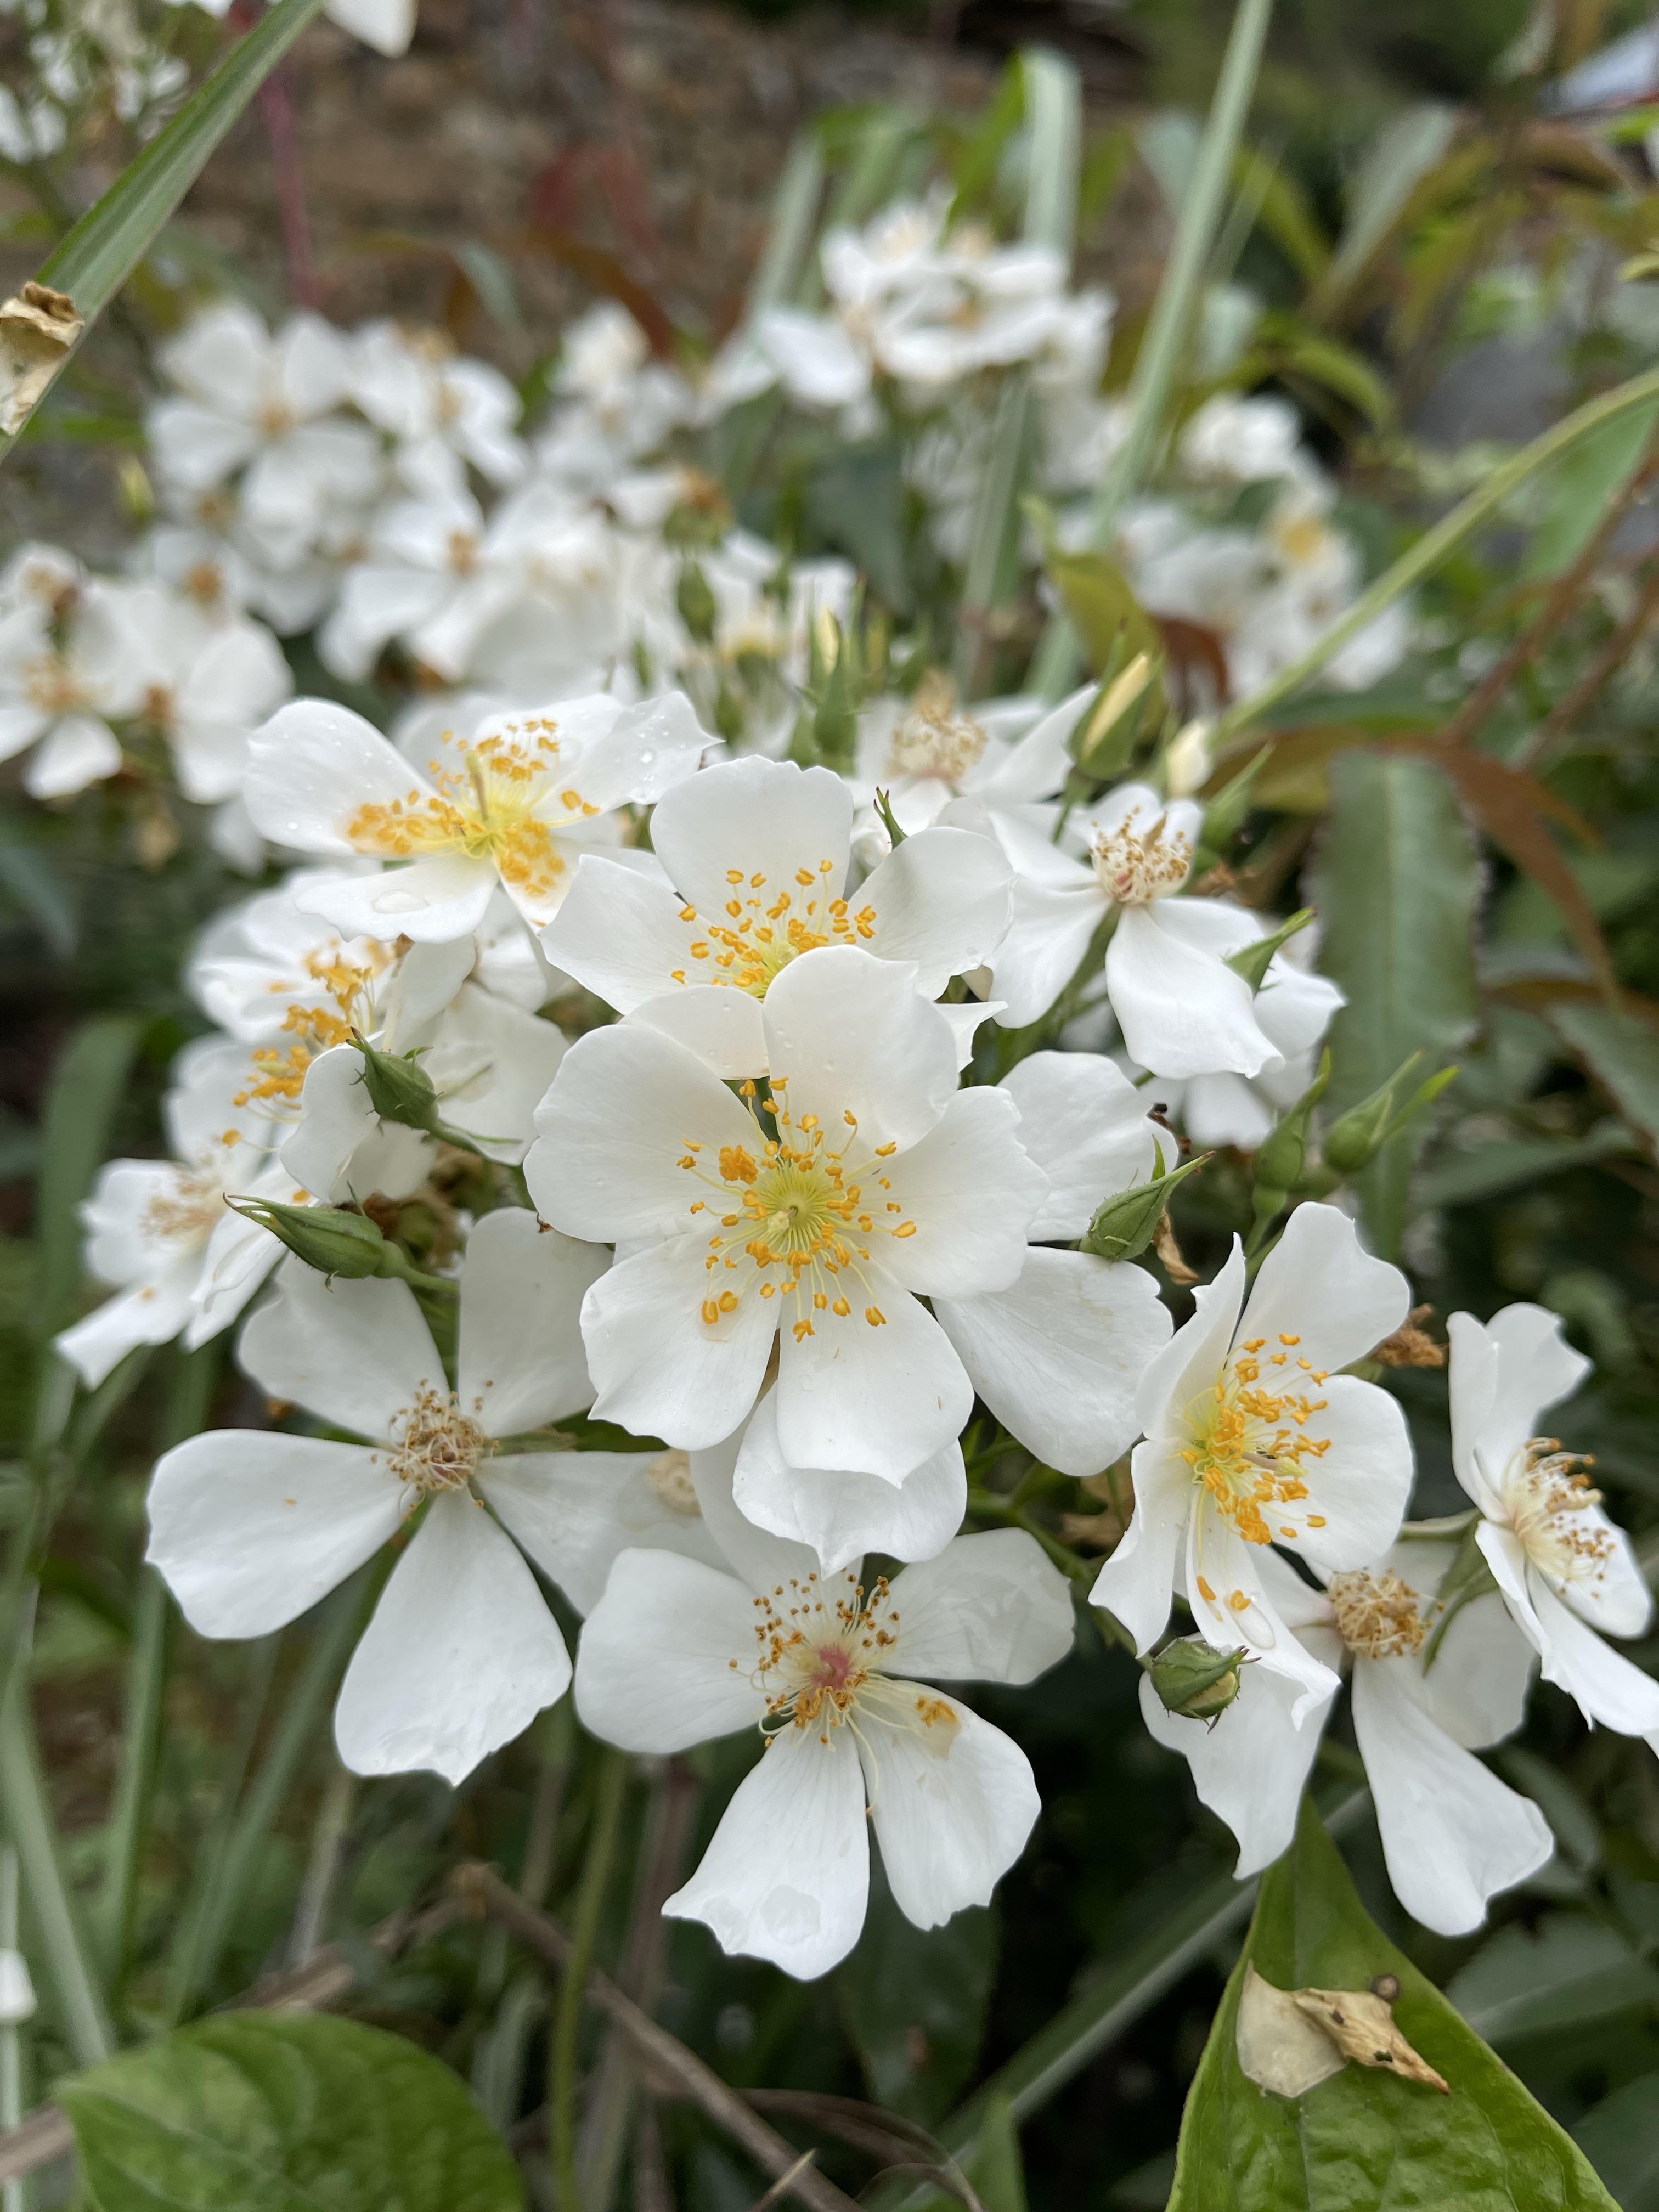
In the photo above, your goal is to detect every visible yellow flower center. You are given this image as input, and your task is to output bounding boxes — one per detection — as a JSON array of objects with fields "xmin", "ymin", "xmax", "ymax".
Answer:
[
  {"xmin": 645, "ymin": 1448, "xmax": 700, "ymax": 1515},
  {"xmin": 1328, "ymin": 1568, "xmax": 1425, "ymax": 1660},
  {"xmin": 143, "ymin": 1142, "xmax": 241, "ymax": 1245},
  {"xmin": 670, "ymin": 858, "xmax": 875, "ymax": 1000},
  {"xmin": 679, "ymin": 1082, "xmax": 915, "ymax": 1340},
  {"xmin": 380, "ymin": 1383, "xmax": 490, "ymax": 1500},
  {"xmin": 1088, "ymin": 813, "xmax": 1192, "ymax": 905},
  {"xmin": 745, "ymin": 1570, "xmax": 957, "ymax": 1752},
  {"xmin": 22, "ymin": 653, "xmax": 88, "ymax": 717},
  {"xmin": 887, "ymin": 675, "xmax": 988, "ymax": 783},
  {"xmin": 234, "ymin": 945, "xmax": 394, "ymax": 1109},
  {"xmin": 343, "ymin": 720, "xmax": 598, "ymax": 909},
  {"xmin": 1180, "ymin": 1334, "xmax": 1332, "ymax": 1551},
  {"xmin": 1503, "ymin": 1438, "xmax": 1611, "ymax": 1590}
]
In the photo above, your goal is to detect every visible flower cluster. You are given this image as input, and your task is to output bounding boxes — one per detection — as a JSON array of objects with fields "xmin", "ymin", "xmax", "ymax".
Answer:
[{"xmin": 29, "ymin": 195, "xmax": 1654, "ymax": 1987}]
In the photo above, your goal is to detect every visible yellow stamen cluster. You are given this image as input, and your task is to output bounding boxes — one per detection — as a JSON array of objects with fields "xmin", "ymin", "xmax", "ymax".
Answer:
[
  {"xmin": 143, "ymin": 1141, "xmax": 240, "ymax": 1244},
  {"xmin": 887, "ymin": 674, "xmax": 989, "ymax": 784},
  {"xmin": 377, "ymin": 1383, "xmax": 490, "ymax": 1501},
  {"xmin": 22, "ymin": 652, "xmax": 89, "ymax": 716},
  {"xmin": 672, "ymin": 859, "xmax": 874, "ymax": 999},
  {"xmin": 1505, "ymin": 1438, "xmax": 1612, "ymax": 1588},
  {"xmin": 1088, "ymin": 812, "xmax": 1192, "ymax": 906},
  {"xmin": 1328, "ymin": 1569, "xmax": 1426, "ymax": 1660},
  {"xmin": 681, "ymin": 1081, "xmax": 907, "ymax": 1340},
  {"xmin": 235, "ymin": 945, "xmax": 391, "ymax": 1108},
  {"xmin": 1180, "ymin": 1334, "xmax": 1331, "ymax": 1547},
  {"xmin": 342, "ymin": 719, "xmax": 595, "ymax": 908},
  {"xmin": 645, "ymin": 1448, "xmax": 701, "ymax": 1516},
  {"xmin": 738, "ymin": 1572, "xmax": 955, "ymax": 1754}
]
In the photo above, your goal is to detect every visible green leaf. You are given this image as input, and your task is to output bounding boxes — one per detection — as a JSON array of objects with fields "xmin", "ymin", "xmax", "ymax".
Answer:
[
  {"xmin": 37, "ymin": 1014, "xmax": 143, "ymax": 1341},
  {"xmin": 1167, "ymin": 1798, "xmax": 1620, "ymax": 2212},
  {"xmin": 1316, "ymin": 102, "xmax": 1460, "ymax": 307},
  {"xmin": 1521, "ymin": 399, "xmax": 1659, "ymax": 582},
  {"xmin": 1046, "ymin": 549, "xmax": 1165, "ymax": 681},
  {"xmin": 59, "ymin": 2011, "xmax": 524, "ymax": 2211},
  {"xmin": 1542, "ymin": 1001, "xmax": 1659, "ymax": 1162},
  {"xmin": 1444, "ymin": 1914, "xmax": 1659, "ymax": 2046},
  {"xmin": 1572, "ymin": 2075, "xmax": 1659, "ymax": 2210},
  {"xmin": 1308, "ymin": 752, "xmax": 1480, "ymax": 1256},
  {"xmin": 965, "ymin": 2097, "xmax": 1027, "ymax": 2212},
  {"xmin": 1, "ymin": 0, "xmax": 328, "ymax": 458},
  {"xmin": 1416, "ymin": 1123, "xmax": 1637, "ymax": 1209},
  {"xmin": 836, "ymin": 1869, "xmax": 997, "ymax": 2125}
]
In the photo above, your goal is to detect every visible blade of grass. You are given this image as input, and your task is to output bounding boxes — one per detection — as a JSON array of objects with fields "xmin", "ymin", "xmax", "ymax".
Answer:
[
  {"xmin": 0, "ymin": 0, "xmax": 329, "ymax": 460},
  {"xmin": 91, "ymin": 1340, "xmax": 221, "ymax": 1987},
  {"xmin": 955, "ymin": 49, "xmax": 1081, "ymax": 694},
  {"xmin": 1210, "ymin": 358, "xmax": 1659, "ymax": 748},
  {"xmin": 746, "ymin": 130, "xmax": 826, "ymax": 323},
  {"xmin": 0, "ymin": 1621, "xmax": 115, "ymax": 2067},
  {"xmin": 551, "ymin": 1745, "xmax": 630, "ymax": 2212},
  {"xmin": 168, "ymin": 1575, "xmax": 365, "ymax": 2019},
  {"xmin": 0, "ymin": 1847, "xmax": 25, "ymax": 2212},
  {"xmin": 36, "ymin": 1017, "xmax": 141, "ymax": 1344},
  {"xmin": 1026, "ymin": 0, "xmax": 1276, "ymax": 696}
]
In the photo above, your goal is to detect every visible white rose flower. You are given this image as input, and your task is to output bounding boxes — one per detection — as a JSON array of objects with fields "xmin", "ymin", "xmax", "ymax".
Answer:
[
  {"xmin": 348, "ymin": 321, "xmax": 526, "ymax": 495},
  {"xmin": 146, "ymin": 1210, "xmax": 609, "ymax": 1784},
  {"xmin": 540, "ymin": 754, "xmax": 1011, "ymax": 1079},
  {"xmin": 574, "ymin": 1438, "xmax": 1074, "ymax": 1979},
  {"xmin": 1091, "ymin": 1201, "xmax": 1413, "ymax": 1717},
  {"xmin": 1449, "ymin": 1303, "xmax": 1659, "ymax": 1748},
  {"xmin": 527, "ymin": 945, "xmax": 1048, "ymax": 1476},
  {"xmin": 0, "ymin": 579, "xmax": 145, "ymax": 798},
  {"xmin": 54, "ymin": 1037, "xmax": 290, "ymax": 1388},
  {"xmin": 981, "ymin": 779, "xmax": 1306, "ymax": 1077},
  {"xmin": 1140, "ymin": 1540, "xmax": 1553, "ymax": 1936},
  {"xmin": 245, "ymin": 691, "xmax": 708, "ymax": 941}
]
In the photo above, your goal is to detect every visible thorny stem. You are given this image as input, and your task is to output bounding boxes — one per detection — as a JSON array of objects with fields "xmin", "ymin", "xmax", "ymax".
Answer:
[
  {"xmin": 1435, "ymin": 445, "xmax": 1659, "ymax": 754},
  {"xmin": 1517, "ymin": 557, "xmax": 1659, "ymax": 770},
  {"xmin": 550, "ymin": 1747, "xmax": 629, "ymax": 2212}
]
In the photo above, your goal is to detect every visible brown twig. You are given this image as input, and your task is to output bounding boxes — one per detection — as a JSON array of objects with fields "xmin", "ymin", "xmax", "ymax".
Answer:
[
  {"xmin": 450, "ymin": 1863, "xmax": 863, "ymax": 2212},
  {"xmin": 1436, "ymin": 448, "xmax": 1658, "ymax": 753},
  {"xmin": 1517, "ymin": 559, "xmax": 1659, "ymax": 769}
]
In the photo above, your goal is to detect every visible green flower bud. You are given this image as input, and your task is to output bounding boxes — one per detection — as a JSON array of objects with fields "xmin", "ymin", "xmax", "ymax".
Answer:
[
  {"xmin": 1147, "ymin": 1637, "xmax": 1246, "ymax": 1721},
  {"xmin": 1323, "ymin": 1055, "xmax": 1458, "ymax": 1177},
  {"xmin": 675, "ymin": 560, "xmax": 718, "ymax": 645},
  {"xmin": 1080, "ymin": 1151, "xmax": 1211, "ymax": 1262},
  {"xmin": 353, "ymin": 1035, "xmax": 440, "ymax": 1135},
  {"xmin": 227, "ymin": 1197, "xmax": 390, "ymax": 1280}
]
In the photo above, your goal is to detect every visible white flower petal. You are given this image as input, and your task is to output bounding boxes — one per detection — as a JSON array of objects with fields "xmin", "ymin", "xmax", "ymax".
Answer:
[
  {"xmin": 147, "ymin": 1431, "xmax": 399, "ymax": 1638},
  {"xmin": 1138, "ymin": 1657, "xmax": 1327, "ymax": 1879},
  {"xmin": 458, "ymin": 1207, "xmax": 603, "ymax": 1435},
  {"xmin": 1105, "ymin": 902, "xmax": 1278, "ymax": 1080},
  {"xmin": 985, "ymin": 876, "xmax": 1104, "ymax": 1028},
  {"xmin": 976, "ymin": 682, "xmax": 1094, "ymax": 806},
  {"xmin": 538, "ymin": 854, "xmax": 701, "ymax": 1015},
  {"xmin": 876, "ymin": 1087, "xmax": 1045, "ymax": 1296},
  {"xmin": 280, "ymin": 1043, "xmax": 377, "ymax": 1205},
  {"xmin": 334, "ymin": 1493, "xmax": 571, "ymax": 1784},
  {"xmin": 237, "ymin": 1262, "xmax": 444, "ymax": 1440},
  {"xmin": 1237, "ymin": 1201, "xmax": 1409, "ymax": 1379},
  {"xmin": 1090, "ymin": 1441, "xmax": 1190, "ymax": 1654},
  {"xmin": 526, "ymin": 1023, "xmax": 755, "ymax": 1242},
  {"xmin": 1281, "ymin": 1375, "xmax": 1414, "ymax": 1573},
  {"xmin": 886, "ymin": 1529, "xmax": 1074, "ymax": 1685},
  {"xmin": 56, "ymin": 1261, "xmax": 200, "ymax": 1387},
  {"xmin": 775, "ymin": 1266, "xmax": 970, "ymax": 1480},
  {"xmin": 1184, "ymin": 1508, "xmax": 1342, "ymax": 1722},
  {"xmin": 761, "ymin": 946, "xmax": 958, "ymax": 1152},
  {"xmin": 864, "ymin": 1694, "xmax": 1039, "ymax": 1931},
  {"xmin": 298, "ymin": 851, "xmax": 499, "ymax": 945},
  {"xmin": 732, "ymin": 1387, "xmax": 964, "ymax": 1577},
  {"xmin": 856, "ymin": 828, "xmax": 1012, "ymax": 994},
  {"xmin": 627, "ymin": 989, "xmax": 772, "ymax": 1082},
  {"xmin": 997, "ymin": 1051, "xmax": 1160, "ymax": 1240},
  {"xmin": 22, "ymin": 714, "xmax": 122, "ymax": 798},
  {"xmin": 1448, "ymin": 1304, "xmax": 1590, "ymax": 1508},
  {"xmin": 424, "ymin": 983, "xmax": 567, "ymax": 1161},
  {"xmin": 1527, "ymin": 1568, "xmax": 1659, "ymax": 1738},
  {"xmin": 648, "ymin": 755, "xmax": 852, "ymax": 924},
  {"xmin": 575, "ymin": 1545, "xmax": 765, "ymax": 1749},
  {"xmin": 1352, "ymin": 1658, "xmax": 1554, "ymax": 1937},
  {"xmin": 664, "ymin": 1725, "xmax": 870, "ymax": 1980},
  {"xmin": 582, "ymin": 1234, "xmax": 777, "ymax": 1451},
  {"xmin": 246, "ymin": 701, "xmax": 430, "ymax": 854},
  {"xmin": 1136, "ymin": 1237, "xmax": 1247, "ymax": 1440},
  {"xmin": 482, "ymin": 1452, "xmax": 724, "ymax": 1615},
  {"xmin": 934, "ymin": 1246, "xmax": 1172, "ymax": 1477}
]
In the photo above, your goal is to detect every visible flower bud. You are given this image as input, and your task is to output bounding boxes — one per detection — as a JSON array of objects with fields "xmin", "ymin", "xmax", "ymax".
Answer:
[
  {"xmin": 352, "ymin": 1035, "xmax": 441, "ymax": 1135},
  {"xmin": 1147, "ymin": 1638, "xmax": 1246, "ymax": 1722},
  {"xmin": 1081, "ymin": 1151, "xmax": 1211, "ymax": 1262},
  {"xmin": 228, "ymin": 1196, "xmax": 390, "ymax": 1280},
  {"xmin": 1323, "ymin": 1056, "xmax": 1458, "ymax": 1177}
]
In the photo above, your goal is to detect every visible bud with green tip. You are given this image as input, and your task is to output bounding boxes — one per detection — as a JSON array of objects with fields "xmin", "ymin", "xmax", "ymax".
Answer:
[
  {"xmin": 1323, "ymin": 1055, "xmax": 1459, "ymax": 1177},
  {"xmin": 1072, "ymin": 651, "xmax": 1156, "ymax": 781},
  {"xmin": 1248, "ymin": 1051, "xmax": 1330, "ymax": 1251},
  {"xmin": 226, "ymin": 1197, "xmax": 392, "ymax": 1280},
  {"xmin": 353, "ymin": 1035, "xmax": 440, "ymax": 1132},
  {"xmin": 1146, "ymin": 1637, "xmax": 1246, "ymax": 1723},
  {"xmin": 1080, "ymin": 1150, "xmax": 1212, "ymax": 1262},
  {"xmin": 1225, "ymin": 907, "xmax": 1314, "ymax": 995}
]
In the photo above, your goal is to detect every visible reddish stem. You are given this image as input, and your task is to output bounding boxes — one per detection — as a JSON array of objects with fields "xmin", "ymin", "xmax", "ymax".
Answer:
[{"xmin": 258, "ymin": 67, "xmax": 321, "ymax": 310}]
